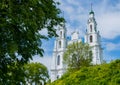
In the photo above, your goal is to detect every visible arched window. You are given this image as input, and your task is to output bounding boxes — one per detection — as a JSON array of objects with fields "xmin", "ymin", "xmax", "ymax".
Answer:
[
  {"xmin": 60, "ymin": 31, "xmax": 62, "ymax": 37},
  {"xmin": 64, "ymin": 32, "xmax": 65, "ymax": 38},
  {"xmin": 57, "ymin": 75, "xmax": 59, "ymax": 79},
  {"xmin": 58, "ymin": 41, "xmax": 61, "ymax": 48},
  {"xmin": 90, "ymin": 25, "xmax": 92, "ymax": 32},
  {"xmin": 57, "ymin": 55, "xmax": 60, "ymax": 65},
  {"xmin": 90, "ymin": 35, "xmax": 93, "ymax": 43}
]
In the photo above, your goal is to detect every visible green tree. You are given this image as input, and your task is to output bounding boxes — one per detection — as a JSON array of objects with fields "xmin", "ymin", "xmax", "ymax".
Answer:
[
  {"xmin": 24, "ymin": 62, "xmax": 49, "ymax": 85},
  {"xmin": 0, "ymin": 0, "xmax": 64, "ymax": 84},
  {"xmin": 63, "ymin": 42, "xmax": 92, "ymax": 71},
  {"xmin": 0, "ymin": 61, "xmax": 26, "ymax": 85}
]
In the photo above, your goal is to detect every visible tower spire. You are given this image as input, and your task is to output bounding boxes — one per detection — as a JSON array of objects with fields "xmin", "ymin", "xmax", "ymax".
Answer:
[
  {"xmin": 89, "ymin": 3, "xmax": 94, "ymax": 15},
  {"xmin": 63, "ymin": 11, "xmax": 64, "ymax": 18},
  {"xmin": 91, "ymin": 3, "xmax": 93, "ymax": 11},
  {"xmin": 61, "ymin": 11, "xmax": 65, "ymax": 27}
]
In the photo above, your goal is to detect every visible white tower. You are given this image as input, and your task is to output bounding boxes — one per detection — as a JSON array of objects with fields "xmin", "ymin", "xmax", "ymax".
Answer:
[
  {"xmin": 85, "ymin": 7, "xmax": 103, "ymax": 64},
  {"xmin": 50, "ymin": 23, "xmax": 67, "ymax": 82}
]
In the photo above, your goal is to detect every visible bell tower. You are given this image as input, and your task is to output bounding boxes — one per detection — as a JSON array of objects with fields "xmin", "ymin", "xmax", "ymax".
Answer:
[
  {"xmin": 50, "ymin": 23, "xmax": 67, "ymax": 82},
  {"xmin": 85, "ymin": 5, "xmax": 103, "ymax": 64}
]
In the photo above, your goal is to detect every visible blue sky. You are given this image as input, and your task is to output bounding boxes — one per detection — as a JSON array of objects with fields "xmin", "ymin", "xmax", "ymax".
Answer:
[{"xmin": 32, "ymin": 0, "xmax": 120, "ymax": 71}]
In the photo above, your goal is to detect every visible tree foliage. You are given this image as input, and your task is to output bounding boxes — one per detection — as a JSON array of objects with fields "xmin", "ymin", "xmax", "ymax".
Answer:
[
  {"xmin": 0, "ymin": 61, "xmax": 25, "ymax": 85},
  {"xmin": 63, "ymin": 42, "xmax": 92, "ymax": 71},
  {"xmin": 24, "ymin": 62, "xmax": 49, "ymax": 85},
  {"xmin": 50, "ymin": 59, "xmax": 120, "ymax": 85},
  {"xmin": 0, "ymin": 0, "xmax": 64, "ymax": 83}
]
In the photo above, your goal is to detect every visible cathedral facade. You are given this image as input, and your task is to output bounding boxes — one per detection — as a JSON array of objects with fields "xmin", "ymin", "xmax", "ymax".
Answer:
[{"xmin": 50, "ymin": 9, "xmax": 103, "ymax": 82}]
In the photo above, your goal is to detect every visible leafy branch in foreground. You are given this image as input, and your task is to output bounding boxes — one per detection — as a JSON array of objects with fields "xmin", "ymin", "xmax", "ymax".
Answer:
[{"xmin": 0, "ymin": 0, "xmax": 64, "ymax": 84}]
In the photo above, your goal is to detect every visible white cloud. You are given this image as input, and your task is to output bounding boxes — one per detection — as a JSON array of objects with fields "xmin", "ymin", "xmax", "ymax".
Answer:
[
  {"xmin": 97, "ymin": 12, "xmax": 120, "ymax": 39},
  {"xmin": 66, "ymin": 23, "xmax": 74, "ymax": 36},
  {"xmin": 106, "ymin": 42, "xmax": 120, "ymax": 51},
  {"xmin": 116, "ymin": 3, "xmax": 120, "ymax": 9},
  {"xmin": 63, "ymin": 5, "xmax": 74, "ymax": 15},
  {"xmin": 66, "ymin": 0, "xmax": 80, "ymax": 6},
  {"xmin": 31, "ymin": 55, "xmax": 52, "ymax": 73},
  {"xmin": 58, "ymin": 0, "xmax": 120, "ymax": 39}
]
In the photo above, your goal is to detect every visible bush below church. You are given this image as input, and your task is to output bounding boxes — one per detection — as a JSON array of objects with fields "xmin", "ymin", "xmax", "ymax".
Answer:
[{"xmin": 49, "ymin": 59, "xmax": 120, "ymax": 85}]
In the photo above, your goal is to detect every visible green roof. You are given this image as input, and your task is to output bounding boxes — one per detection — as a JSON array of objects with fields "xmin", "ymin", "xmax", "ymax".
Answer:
[{"xmin": 89, "ymin": 10, "xmax": 94, "ymax": 14}]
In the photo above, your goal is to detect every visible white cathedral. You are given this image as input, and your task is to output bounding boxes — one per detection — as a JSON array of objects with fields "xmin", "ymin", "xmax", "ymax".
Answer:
[{"xmin": 50, "ymin": 8, "xmax": 103, "ymax": 82}]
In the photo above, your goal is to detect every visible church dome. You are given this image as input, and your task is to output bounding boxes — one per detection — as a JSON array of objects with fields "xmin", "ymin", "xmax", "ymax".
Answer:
[{"xmin": 89, "ymin": 10, "xmax": 94, "ymax": 15}]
